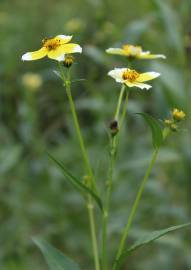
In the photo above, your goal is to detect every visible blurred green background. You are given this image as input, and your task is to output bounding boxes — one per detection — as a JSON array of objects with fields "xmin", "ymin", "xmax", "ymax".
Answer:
[{"xmin": 0, "ymin": 0, "xmax": 191, "ymax": 269}]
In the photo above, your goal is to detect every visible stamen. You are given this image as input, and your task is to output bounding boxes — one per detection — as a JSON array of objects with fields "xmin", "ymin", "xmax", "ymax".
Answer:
[
  {"xmin": 42, "ymin": 38, "xmax": 61, "ymax": 51},
  {"xmin": 122, "ymin": 69, "xmax": 140, "ymax": 82},
  {"xmin": 122, "ymin": 44, "xmax": 142, "ymax": 56}
]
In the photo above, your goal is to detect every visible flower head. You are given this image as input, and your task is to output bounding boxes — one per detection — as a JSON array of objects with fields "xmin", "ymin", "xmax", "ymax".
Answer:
[
  {"xmin": 108, "ymin": 68, "xmax": 160, "ymax": 90},
  {"xmin": 21, "ymin": 72, "xmax": 42, "ymax": 90},
  {"xmin": 106, "ymin": 44, "xmax": 166, "ymax": 60},
  {"xmin": 172, "ymin": 108, "xmax": 186, "ymax": 122},
  {"xmin": 22, "ymin": 35, "xmax": 82, "ymax": 62},
  {"xmin": 164, "ymin": 108, "xmax": 186, "ymax": 132}
]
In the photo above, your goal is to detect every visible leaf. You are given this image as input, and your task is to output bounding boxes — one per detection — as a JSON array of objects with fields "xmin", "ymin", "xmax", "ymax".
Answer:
[
  {"xmin": 117, "ymin": 223, "xmax": 191, "ymax": 269},
  {"xmin": 33, "ymin": 238, "xmax": 81, "ymax": 270},
  {"xmin": 48, "ymin": 152, "xmax": 103, "ymax": 211},
  {"xmin": 137, "ymin": 113, "xmax": 163, "ymax": 148}
]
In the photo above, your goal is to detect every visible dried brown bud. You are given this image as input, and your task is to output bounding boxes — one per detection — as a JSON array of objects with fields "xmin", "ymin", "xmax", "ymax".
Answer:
[{"xmin": 109, "ymin": 120, "xmax": 118, "ymax": 136}]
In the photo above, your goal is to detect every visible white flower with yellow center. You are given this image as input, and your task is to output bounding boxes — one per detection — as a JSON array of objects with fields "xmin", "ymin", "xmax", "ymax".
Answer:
[
  {"xmin": 106, "ymin": 44, "xmax": 166, "ymax": 59},
  {"xmin": 108, "ymin": 68, "xmax": 160, "ymax": 90},
  {"xmin": 22, "ymin": 35, "xmax": 82, "ymax": 62}
]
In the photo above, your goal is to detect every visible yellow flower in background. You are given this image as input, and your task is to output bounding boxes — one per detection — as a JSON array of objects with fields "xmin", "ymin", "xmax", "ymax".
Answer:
[
  {"xmin": 22, "ymin": 35, "xmax": 82, "ymax": 62},
  {"xmin": 21, "ymin": 72, "xmax": 43, "ymax": 90},
  {"xmin": 172, "ymin": 108, "xmax": 186, "ymax": 121},
  {"xmin": 106, "ymin": 44, "xmax": 166, "ymax": 59},
  {"xmin": 108, "ymin": 68, "xmax": 160, "ymax": 90},
  {"xmin": 65, "ymin": 18, "xmax": 85, "ymax": 32}
]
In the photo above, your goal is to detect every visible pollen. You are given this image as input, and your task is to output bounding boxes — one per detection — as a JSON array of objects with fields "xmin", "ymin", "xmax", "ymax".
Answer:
[
  {"xmin": 122, "ymin": 69, "xmax": 140, "ymax": 82},
  {"xmin": 42, "ymin": 38, "xmax": 61, "ymax": 51}
]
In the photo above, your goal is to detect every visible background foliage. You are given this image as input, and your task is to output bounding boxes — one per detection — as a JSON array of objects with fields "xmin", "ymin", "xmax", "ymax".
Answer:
[{"xmin": 0, "ymin": 0, "xmax": 191, "ymax": 269}]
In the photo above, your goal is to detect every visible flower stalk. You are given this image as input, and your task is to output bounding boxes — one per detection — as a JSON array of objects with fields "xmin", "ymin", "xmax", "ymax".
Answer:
[
  {"xmin": 58, "ymin": 63, "xmax": 100, "ymax": 270},
  {"xmin": 101, "ymin": 84, "xmax": 129, "ymax": 270},
  {"xmin": 112, "ymin": 147, "xmax": 159, "ymax": 270}
]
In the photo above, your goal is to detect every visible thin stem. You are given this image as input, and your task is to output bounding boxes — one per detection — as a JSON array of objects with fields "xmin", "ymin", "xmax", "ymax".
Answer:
[
  {"xmin": 59, "ymin": 64, "xmax": 100, "ymax": 270},
  {"xmin": 113, "ymin": 148, "xmax": 159, "ymax": 270},
  {"xmin": 101, "ymin": 136, "xmax": 116, "ymax": 270},
  {"xmin": 87, "ymin": 199, "xmax": 101, "ymax": 270},
  {"xmin": 119, "ymin": 90, "xmax": 129, "ymax": 129},
  {"xmin": 114, "ymin": 84, "xmax": 126, "ymax": 120},
  {"xmin": 65, "ymin": 71, "xmax": 97, "ymax": 191},
  {"xmin": 101, "ymin": 85, "xmax": 128, "ymax": 270}
]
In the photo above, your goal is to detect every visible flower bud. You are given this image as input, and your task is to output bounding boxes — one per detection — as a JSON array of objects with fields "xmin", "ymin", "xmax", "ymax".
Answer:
[
  {"xmin": 164, "ymin": 119, "xmax": 173, "ymax": 126},
  {"xmin": 170, "ymin": 123, "xmax": 178, "ymax": 132},
  {"xmin": 109, "ymin": 120, "xmax": 118, "ymax": 136},
  {"xmin": 63, "ymin": 55, "xmax": 74, "ymax": 68},
  {"xmin": 172, "ymin": 108, "xmax": 186, "ymax": 122}
]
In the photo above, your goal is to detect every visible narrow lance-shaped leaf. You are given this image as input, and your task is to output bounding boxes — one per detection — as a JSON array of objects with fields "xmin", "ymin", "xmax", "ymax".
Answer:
[
  {"xmin": 48, "ymin": 152, "xmax": 103, "ymax": 211},
  {"xmin": 116, "ymin": 222, "xmax": 191, "ymax": 270},
  {"xmin": 137, "ymin": 113, "xmax": 163, "ymax": 148},
  {"xmin": 33, "ymin": 238, "xmax": 81, "ymax": 270}
]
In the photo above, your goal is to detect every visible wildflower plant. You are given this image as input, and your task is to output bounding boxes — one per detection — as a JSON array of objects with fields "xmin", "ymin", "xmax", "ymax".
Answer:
[{"xmin": 22, "ymin": 35, "xmax": 190, "ymax": 270}]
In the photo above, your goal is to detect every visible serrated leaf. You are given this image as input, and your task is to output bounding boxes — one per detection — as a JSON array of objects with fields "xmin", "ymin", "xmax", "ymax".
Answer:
[
  {"xmin": 33, "ymin": 238, "xmax": 81, "ymax": 270},
  {"xmin": 117, "ymin": 223, "xmax": 191, "ymax": 270},
  {"xmin": 48, "ymin": 152, "xmax": 103, "ymax": 211},
  {"xmin": 137, "ymin": 113, "xmax": 163, "ymax": 148}
]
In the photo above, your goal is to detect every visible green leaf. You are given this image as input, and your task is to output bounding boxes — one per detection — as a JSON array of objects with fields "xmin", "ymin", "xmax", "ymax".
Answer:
[
  {"xmin": 117, "ymin": 223, "xmax": 191, "ymax": 269},
  {"xmin": 48, "ymin": 152, "xmax": 103, "ymax": 211},
  {"xmin": 137, "ymin": 113, "xmax": 163, "ymax": 148},
  {"xmin": 33, "ymin": 238, "xmax": 81, "ymax": 270}
]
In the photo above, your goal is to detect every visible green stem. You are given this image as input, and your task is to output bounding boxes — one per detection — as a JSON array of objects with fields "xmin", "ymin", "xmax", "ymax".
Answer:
[
  {"xmin": 87, "ymin": 198, "xmax": 100, "ymax": 270},
  {"xmin": 101, "ymin": 85, "xmax": 128, "ymax": 270},
  {"xmin": 113, "ymin": 148, "xmax": 159, "ymax": 270},
  {"xmin": 119, "ymin": 90, "xmax": 129, "ymax": 129},
  {"xmin": 59, "ymin": 64, "xmax": 100, "ymax": 270},
  {"xmin": 114, "ymin": 84, "xmax": 126, "ymax": 120},
  {"xmin": 101, "ymin": 136, "xmax": 115, "ymax": 270},
  {"xmin": 64, "ymin": 69, "xmax": 97, "ymax": 191}
]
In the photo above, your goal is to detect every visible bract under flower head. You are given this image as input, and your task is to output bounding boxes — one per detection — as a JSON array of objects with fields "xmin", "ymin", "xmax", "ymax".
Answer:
[
  {"xmin": 22, "ymin": 35, "xmax": 82, "ymax": 62},
  {"xmin": 108, "ymin": 68, "xmax": 160, "ymax": 90},
  {"xmin": 106, "ymin": 44, "xmax": 166, "ymax": 60}
]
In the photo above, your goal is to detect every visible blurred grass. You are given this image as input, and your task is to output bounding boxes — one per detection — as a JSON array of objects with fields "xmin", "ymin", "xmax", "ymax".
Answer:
[{"xmin": 0, "ymin": 0, "xmax": 191, "ymax": 269}]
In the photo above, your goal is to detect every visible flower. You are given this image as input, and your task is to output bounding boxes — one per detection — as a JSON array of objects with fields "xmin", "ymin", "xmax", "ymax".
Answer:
[
  {"xmin": 172, "ymin": 108, "xmax": 186, "ymax": 121},
  {"xmin": 21, "ymin": 72, "xmax": 42, "ymax": 90},
  {"xmin": 106, "ymin": 44, "xmax": 166, "ymax": 59},
  {"xmin": 22, "ymin": 35, "xmax": 82, "ymax": 62},
  {"xmin": 108, "ymin": 68, "xmax": 160, "ymax": 90}
]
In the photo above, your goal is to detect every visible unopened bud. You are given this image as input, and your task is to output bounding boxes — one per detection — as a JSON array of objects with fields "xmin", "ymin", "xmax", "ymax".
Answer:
[
  {"xmin": 109, "ymin": 120, "xmax": 118, "ymax": 136},
  {"xmin": 164, "ymin": 119, "xmax": 173, "ymax": 126},
  {"xmin": 172, "ymin": 108, "xmax": 186, "ymax": 122},
  {"xmin": 63, "ymin": 55, "xmax": 74, "ymax": 68},
  {"xmin": 170, "ymin": 123, "xmax": 178, "ymax": 132}
]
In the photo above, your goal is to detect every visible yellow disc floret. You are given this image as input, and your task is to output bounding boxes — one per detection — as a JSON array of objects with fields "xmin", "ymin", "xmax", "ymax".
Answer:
[
  {"xmin": 172, "ymin": 108, "xmax": 186, "ymax": 122},
  {"xmin": 42, "ymin": 38, "xmax": 62, "ymax": 51},
  {"xmin": 122, "ymin": 44, "xmax": 142, "ymax": 57},
  {"xmin": 122, "ymin": 69, "xmax": 140, "ymax": 82}
]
